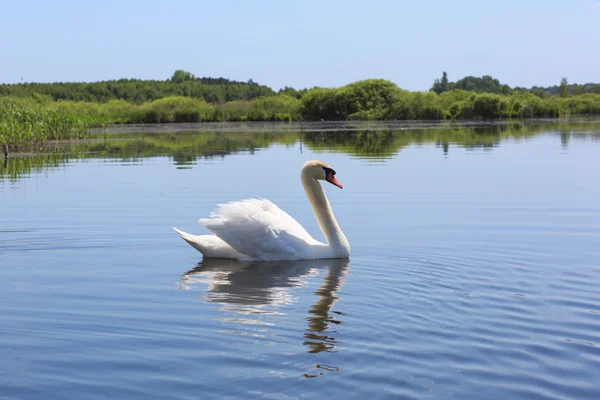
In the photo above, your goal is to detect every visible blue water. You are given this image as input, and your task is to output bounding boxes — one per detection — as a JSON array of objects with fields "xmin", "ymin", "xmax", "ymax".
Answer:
[{"xmin": 2, "ymin": 125, "xmax": 600, "ymax": 399}]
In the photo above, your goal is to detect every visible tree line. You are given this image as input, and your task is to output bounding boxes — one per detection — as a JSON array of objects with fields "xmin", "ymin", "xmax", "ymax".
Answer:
[
  {"xmin": 0, "ymin": 70, "xmax": 275, "ymax": 104},
  {"xmin": 431, "ymin": 72, "xmax": 600, "ymax": 97},
  {"xmin": 2, "ymin": 69, "xmax": 599, "ymax": 105}
]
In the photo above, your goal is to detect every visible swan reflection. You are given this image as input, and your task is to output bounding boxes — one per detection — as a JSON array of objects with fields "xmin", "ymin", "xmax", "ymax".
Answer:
[{"xmin": 180, "ymin": 258, "xmax": 349, "ymax": 355}]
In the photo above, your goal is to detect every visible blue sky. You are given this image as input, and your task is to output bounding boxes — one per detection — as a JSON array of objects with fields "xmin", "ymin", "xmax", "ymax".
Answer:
[{"xmin": 1, "ymin": 0, "xmax": 598, "ymax": 90}]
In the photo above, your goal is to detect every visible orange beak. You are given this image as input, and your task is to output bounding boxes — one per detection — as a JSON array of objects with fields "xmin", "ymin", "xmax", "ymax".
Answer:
[{"xmin": 326, "ymin": 171, "xmax": 343, "ymax": 189}]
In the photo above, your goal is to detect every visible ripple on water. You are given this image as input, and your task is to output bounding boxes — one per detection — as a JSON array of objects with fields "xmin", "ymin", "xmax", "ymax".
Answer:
[{"xmin": 340, "ymin": 234, "xmax": 600, "ymax": 399}]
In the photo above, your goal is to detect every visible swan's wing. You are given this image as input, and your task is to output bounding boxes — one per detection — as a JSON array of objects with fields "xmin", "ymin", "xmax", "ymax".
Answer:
[
  {"xmin": 172, "ymin": 228, "xmax": 244, "ymax": 259},
  {"xmin": 199, "ymin": 198, "xmax": 323, "ymax": 260}
]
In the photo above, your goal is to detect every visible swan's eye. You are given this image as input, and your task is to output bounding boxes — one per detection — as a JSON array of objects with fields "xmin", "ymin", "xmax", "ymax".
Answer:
[
  {"xmin": 322, "ymin": 167, "xmax": 336, "ymax": 176},
  {"xmin": 322, "ymin": 167, "xmax": 342, "ymax": 189}
]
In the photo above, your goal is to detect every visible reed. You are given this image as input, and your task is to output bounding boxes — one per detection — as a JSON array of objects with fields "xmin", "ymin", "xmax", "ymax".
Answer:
[{"xmin": 0, "ymin": 101, "xmax": 91, "ymax": 147}]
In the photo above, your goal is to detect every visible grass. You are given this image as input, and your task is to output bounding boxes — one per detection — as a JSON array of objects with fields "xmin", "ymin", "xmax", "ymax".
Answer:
[{"xmin": 0, "ymin": 101, "xmax": 93, "ymax": 147}]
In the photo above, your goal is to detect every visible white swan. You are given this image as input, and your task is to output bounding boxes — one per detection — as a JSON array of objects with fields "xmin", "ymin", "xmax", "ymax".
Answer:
[{"xmin": 173, "ymin": 160, "xmax": 350, "ymax": 261}]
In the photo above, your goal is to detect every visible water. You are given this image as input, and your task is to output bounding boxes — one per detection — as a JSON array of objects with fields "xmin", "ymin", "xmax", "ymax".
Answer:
[{"xmin": 2, "ymin": 122, "xmax": 600, "ymax": 399}]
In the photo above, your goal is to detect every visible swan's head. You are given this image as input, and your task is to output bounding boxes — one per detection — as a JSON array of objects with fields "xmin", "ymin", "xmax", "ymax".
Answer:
[{"xmin": 302, "ymin": 160, "xmax": 343, "ymax": 189}]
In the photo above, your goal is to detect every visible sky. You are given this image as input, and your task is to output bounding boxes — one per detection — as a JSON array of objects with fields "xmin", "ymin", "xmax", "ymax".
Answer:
[{"xmin": 1, "ymin": 0, "xmax": 599, "ymax": 91}]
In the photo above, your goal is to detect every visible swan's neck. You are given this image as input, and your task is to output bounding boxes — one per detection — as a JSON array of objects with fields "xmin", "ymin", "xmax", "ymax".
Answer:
[{"xmin": 302, "ymin": 171, "xmax": 349, "ymax": 255}]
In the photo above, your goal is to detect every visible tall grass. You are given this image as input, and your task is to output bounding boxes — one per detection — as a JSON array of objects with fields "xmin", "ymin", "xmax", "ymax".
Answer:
[
  {"xmin": 0, "ymin": 101, "xmax": 92, "ymax": 147},
  {"xmin": 1, "ymin": 94, "xmax": 302, "ymax": 127}
]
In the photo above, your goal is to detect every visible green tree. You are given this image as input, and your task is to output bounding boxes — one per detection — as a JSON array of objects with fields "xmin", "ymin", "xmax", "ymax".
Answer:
[
  {"xmin": 453, "ymin": 75, "xmax": 512, "ymax": 94},
  {"xmin": 441, "ymin": 71, "xmax": 449, "ymax": 92},
  {"xmin": 278, "ymin": 86, "xmax": 306, "ymax": 99},
  {"xmin": 431, "ymin": 71, "xmax": 450, "ymax": 94},
  {"xmin": 171, "ymin": 70, "xmax": 196, "ymax": 83},
  {"xmin": 559, "ymin": 77, "xmax": 569, "ymax": 98}
]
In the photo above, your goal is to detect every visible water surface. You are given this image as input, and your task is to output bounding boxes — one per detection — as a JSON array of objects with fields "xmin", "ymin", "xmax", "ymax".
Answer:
[{"xmin": 2, "ymin": 122, "xmax": 600, "ymax": 399}]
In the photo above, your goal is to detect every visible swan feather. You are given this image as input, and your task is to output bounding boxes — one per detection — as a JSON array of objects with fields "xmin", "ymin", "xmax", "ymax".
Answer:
[{"xmin": 198, "ymin": 198, "xmax": 323, "ymax": 261}]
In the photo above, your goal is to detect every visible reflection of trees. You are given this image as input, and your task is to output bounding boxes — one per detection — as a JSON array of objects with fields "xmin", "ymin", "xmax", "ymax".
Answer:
[
  {"xmin": 561, "ymin": 132, "xmax": 570, "ymax": 149},
  {"xmin": 304, "ymin": 130, "xmax": 397, "ymax": 158},
  {"xmin": 1, "ymin": 153, "xmax": 68, "ymax": 182},
  {"xmin": 302, "ymin": 124, "xmax": 548, "ymax": 158},
  {"xmin": 0, "ymin": 132, "xmax": 298, "ymax": 181},
  {"xmin": 303, "ymin": 122, "xmax": 599, "ymax": 158},
  {"xmin": 3, "ymin": 123, "xmax": 599, "ymax": 182}
]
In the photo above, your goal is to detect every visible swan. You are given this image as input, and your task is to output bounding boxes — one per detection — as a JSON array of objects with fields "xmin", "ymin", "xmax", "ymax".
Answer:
[{"xmin": 173, "ymin": 160, "xmax": 350, "ymax": 261}]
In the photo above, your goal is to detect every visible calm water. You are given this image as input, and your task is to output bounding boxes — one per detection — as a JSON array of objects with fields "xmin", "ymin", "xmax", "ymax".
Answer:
[{"xmin": 2, "ymin": 123, "xmax": 600, "ymax": 399}]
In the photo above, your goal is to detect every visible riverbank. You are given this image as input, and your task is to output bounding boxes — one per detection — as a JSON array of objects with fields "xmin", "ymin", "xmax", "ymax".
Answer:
[
  {"xmin": 5, "ymin": 86, "xmax": 600, "ymax": 129},
  {"xmin": 91, "ymin": 117, "xmax": 600, "ymax": 135},
  {"xmin": 2, "ymin": 78, "xmax": 600, "ymax": 146}
]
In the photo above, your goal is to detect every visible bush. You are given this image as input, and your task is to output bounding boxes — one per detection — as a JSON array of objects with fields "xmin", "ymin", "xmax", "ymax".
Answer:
[
  {"xmin": 301, "ymin": 79, "xmax": 405, "ymax": 121},
  {"xmin": 472, "ymin": 93, "xmax": 509, "ymax": 119}
]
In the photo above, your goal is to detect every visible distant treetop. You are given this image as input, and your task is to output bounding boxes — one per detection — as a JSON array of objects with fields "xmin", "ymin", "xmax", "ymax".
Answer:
[
  {"xmin": 431, "ymin": 72, "xmax": 600, "ymax": 97},
  {"xmin": 431, "ymin": 72, "xmax": 512, "ymax": 94},
  {"xmin": 170, "ymin": 70, "xmax": 196, "ymax": 83}
]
